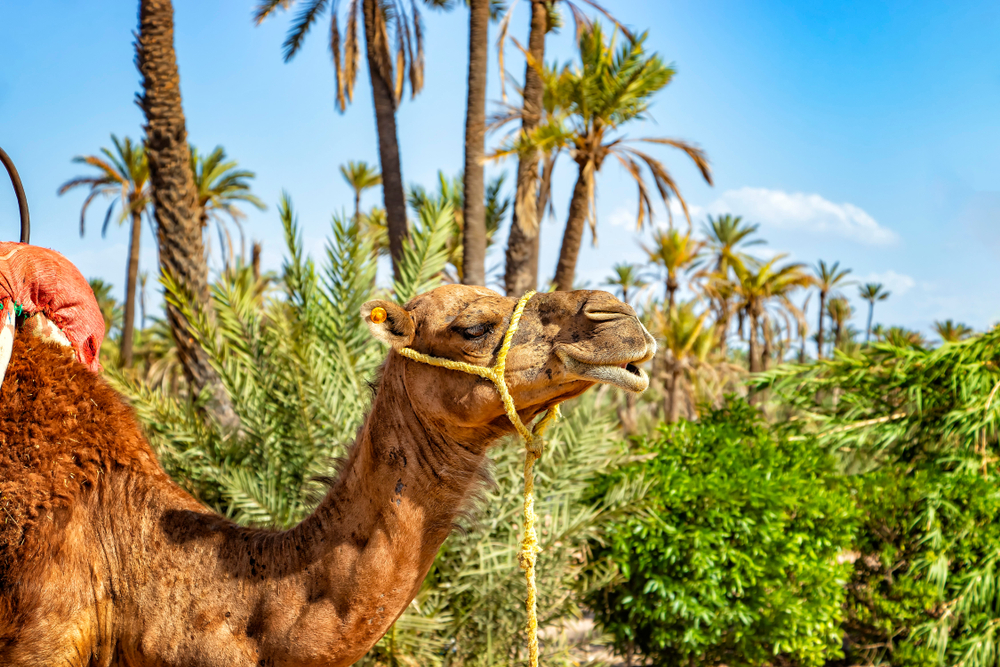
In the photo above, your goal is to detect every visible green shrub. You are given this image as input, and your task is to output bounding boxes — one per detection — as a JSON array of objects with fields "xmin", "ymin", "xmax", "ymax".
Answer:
[
  {"xmin": 587, "ymin": 400, "xmax": 856, "ymax": 666},
  {"xmin": 758, "ymin": 329, "xmax": 1000, "ymax": 667}
]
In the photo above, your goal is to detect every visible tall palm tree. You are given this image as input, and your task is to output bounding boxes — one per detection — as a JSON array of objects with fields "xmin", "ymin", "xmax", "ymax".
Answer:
[
  {"xmin": 858, "ymin": 282, "xmax": 890, "ymax": 343},
  {"xmin": 933, "ymin": 319, "xmax": 974, "ymax": 343},
  {"xmin": 733, "ymin": 256, "xmax": 813, "ymax": 374},
  {"xmin": 648, "ymin": 299, "xmax": 714, "ymax": 423},
  {"xmin": 458, "ymin": 0, "xmax": 491, "ymax": 285},
  {"xmin": 340, "ymin": 160, "xmax": 382, "ymax": 221},
  {"xmin": 58, "ymin": 135, "xmax": 150, "ymax": 368},
  {"xmin": 826, "ymin": 296, "xmax": 853, "ymax": 351},
  {"xmin": 643, "ymin": 228, "xmax": 704, "ymax": 312},
  {"xmin": 549, "ymin": 24, "xmax": 712, "ymax": 291},
  {"xmin": 702, "ymin": 214, "xmax": 762, "ymax": 274},
  {"xmin": 255, "ymin": 0, "xmax": 427, "ymax": 281},
  {"xmin": 136, "ymin": 0, "xmax": 236, "ymax": 428},
  {"xmin": 190, "ymin": 145, "xmax": 265, "ymax": 270},
  {"xmin": 603, "ymin": 263, "xmax": 647, "ymax": 306},
  {"xmin": 812, "ymin": 260, "xmax": 852, "ymax": 359},
  {"xmin": 497, "ymin": 1, "xmax": 630, "ymax": 296},
  {"xmin": 700, "ymin": 214, "xmax": 762, "ymax": 354}
]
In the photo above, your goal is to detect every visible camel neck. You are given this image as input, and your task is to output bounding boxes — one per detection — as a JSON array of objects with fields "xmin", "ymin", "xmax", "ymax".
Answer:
[{"xmin": 272, "ymin": 356, "xmax": 488, "ymax": 662}]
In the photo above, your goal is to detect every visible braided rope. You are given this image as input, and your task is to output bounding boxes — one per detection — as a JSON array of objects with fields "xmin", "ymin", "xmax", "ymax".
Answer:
[{"xmin": 397, "ymin": 290, "xmax": 558, "ymax": 667}]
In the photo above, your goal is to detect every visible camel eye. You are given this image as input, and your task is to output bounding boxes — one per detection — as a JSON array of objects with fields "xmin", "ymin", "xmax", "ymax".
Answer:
[{"xmin": 461, "ymin": 323, "xmax": 494, "ymax": 340}]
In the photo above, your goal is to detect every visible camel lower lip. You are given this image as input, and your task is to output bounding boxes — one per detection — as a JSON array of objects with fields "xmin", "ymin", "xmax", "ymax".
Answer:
[{"xmin": 559, "ymin": 353, "xmax": 649, "ymax": 393}]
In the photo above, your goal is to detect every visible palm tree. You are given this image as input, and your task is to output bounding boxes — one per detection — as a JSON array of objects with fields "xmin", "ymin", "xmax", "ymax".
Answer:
[
  {"xmin": 700, "ymin": 214, "xmax": 762, "ymax": 354},
  {"xmin": 603, "ymin": 263, "xmax": 647, "ymax": 306},
  {"xmin": 255, "ymin": 0, "xmax": 427, "ymax": 281},
  {"xmin": 812, "ymin": 260, "xmax": 852, "ymax": 359},
  {"xmin": 190, "ymin": 145, "xmax": 265, "ymax": 270},
  {"xmin": 58, "ymin": 135, "xmax": 150, "ymax": 368},
  {"xmin": 136, "ymin": 0, "xmax": 236, "ymax": 428},
  {"xmin": 457, "ymin": 0, "xmax": 491, "ymax": 286},
  {"xmin": 643, "ymin": 228, "xmax": 704, "ymax": 312},
  {"xmin": 548, "ymin": 24, "xmax": 712, "ymax": 292},
  {"xmin": 340, "ymin": 160, "xmax": 382, "ymax": 221},
  {"xmin": 733, "ymin": 256, "xmax": 813, "ymax": 374},
  {"xmin": 497, "ymin": 0, "xmax": 628, "ymax": 297},
  {"xmin": 139, "ymin": 271, "xmax": 149, "ymax": 330},
  {"xmin": 858, "ymin": 282, "xmax": 890, "ymax": 342},
  {"xmin": 492, "ymin": 61, "xmax": 578, "ymax": 293},
  {"xmin": 826, "ymin": 296, "xmax": 853, "ymax": 351},
  {"xmin": 702, "ymin": 214, "xmax": 762, "ymax": 274},
  {"xmin": 648, "ymin": 300, "xmax": 714, "ymax": 423},
  {"xmin": 933, "ymin": 319, "xmax": 974, "ymax": 343}
]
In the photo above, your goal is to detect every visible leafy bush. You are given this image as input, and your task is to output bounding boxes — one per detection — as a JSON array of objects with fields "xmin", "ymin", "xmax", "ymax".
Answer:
[
  {"xmin": 759, "ymin": 331, "xmax": 1000, "ymax": 667},
  {"xmin": 587, "ymin": 400, "xmax": 856, "ymax": 666}
]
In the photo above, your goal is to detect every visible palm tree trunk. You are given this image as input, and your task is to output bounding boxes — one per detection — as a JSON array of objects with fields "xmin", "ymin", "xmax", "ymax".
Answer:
[
  {"xmin": 354, "ymin": 192, "xmax": 361, "ymax": 221},
  {"xmin": 866, "ymin": 302, "xmax": 874, "ymax": 343},
  {"xmin": 461, "ymin": 0, "xmax": 489, "ymax": 286},
  {"xmin": 503, "ymin": 0, "xmax": 547, "ymax": 296},
  {"xmin": 363, "ymin": 0, "xmax": 408, "ymax": 282},
  {"xmin": 816, "ymin": 291, "xmax": 827, "ymax": 360},
  {"xmin": 667, "ymin": 276, "xmax": 678, "ymax": 313},
  {"xmin": 136, "ymin": 0, "xmax": 238, "ymax": 429},
  {"xmin": 761, "ymin": 315, "xmax": 772, "ymax": 371},
  {"xmin": 748, "ymin": 312, "xmax": 761, "ymax": 373},
  {"xmin": 668, "ymin": 367, "xmax": 683, "ymax": 423},
  {"xmin": 121, "ymin": 210, "xmax": 142, "ymax": 367},
  {"xmin": 553, "ymin": 163, "xmax": 589, "ymax": 291}
]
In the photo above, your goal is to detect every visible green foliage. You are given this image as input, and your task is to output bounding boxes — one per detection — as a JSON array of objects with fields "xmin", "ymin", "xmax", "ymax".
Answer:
[
  {"xmin": 757, "ymin": 328, "xmax": 1000, "ymax": 667},
  {"xmin": 587, "ymin": 400, "xmax": 856, "ymax": 666}
]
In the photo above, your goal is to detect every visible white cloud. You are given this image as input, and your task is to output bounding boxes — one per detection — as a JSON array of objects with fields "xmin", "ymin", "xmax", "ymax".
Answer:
[
  {"xmin": 860, "ymin": 270, "xmax": 915, "ymax": 296},
  {"xmin": 696, "ymin": 187, "xmax": 897, "ymax": 246}
]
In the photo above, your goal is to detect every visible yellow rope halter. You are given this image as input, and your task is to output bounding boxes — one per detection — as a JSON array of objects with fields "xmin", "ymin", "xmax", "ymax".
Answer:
[{"xmin": 395, "ymin": 290, "xmax": 557, "ymax": 667}]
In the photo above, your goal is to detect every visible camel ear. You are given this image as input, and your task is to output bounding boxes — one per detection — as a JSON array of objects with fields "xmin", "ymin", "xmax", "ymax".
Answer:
[{"xmin": 361, "ymin": 300, "xmax": 415, "ymax": 349}]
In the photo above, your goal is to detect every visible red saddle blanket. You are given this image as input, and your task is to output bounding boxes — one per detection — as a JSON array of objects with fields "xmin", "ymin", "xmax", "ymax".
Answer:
[{"xmin": 0, "ymin": 242, "xmax": 104, "ymax": 372}]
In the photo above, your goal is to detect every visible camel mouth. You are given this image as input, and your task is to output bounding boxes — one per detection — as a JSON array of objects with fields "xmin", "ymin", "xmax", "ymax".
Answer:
[{"xmin": 557, "ymin": 351, "xmax": 651, "ymax": 393}]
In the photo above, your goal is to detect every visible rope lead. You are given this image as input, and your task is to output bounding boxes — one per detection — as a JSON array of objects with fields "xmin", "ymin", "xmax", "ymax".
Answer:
[{"xmin": 397, "ymin": 291, "xmax": 559, "ymax": 667}]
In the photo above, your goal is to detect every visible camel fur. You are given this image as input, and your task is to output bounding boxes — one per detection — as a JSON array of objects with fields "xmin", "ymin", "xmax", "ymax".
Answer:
[{"xmin": 0, "ymin": 284, "xmax": 655, "ymax": 666}]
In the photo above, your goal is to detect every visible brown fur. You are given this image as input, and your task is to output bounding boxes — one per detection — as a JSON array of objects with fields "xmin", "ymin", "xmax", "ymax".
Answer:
[{"xmin": 0, "ymin": 285, "xmax": 655, "ymax": 666}]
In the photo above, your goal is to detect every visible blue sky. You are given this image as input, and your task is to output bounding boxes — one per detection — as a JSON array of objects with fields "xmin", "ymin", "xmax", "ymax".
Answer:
[{"xmin": 1, "ymin": 1, "xmax": 998, "ymax": 338}]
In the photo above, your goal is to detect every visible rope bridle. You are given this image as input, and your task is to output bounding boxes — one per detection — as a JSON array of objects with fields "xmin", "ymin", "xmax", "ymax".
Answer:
[{"xmin": 395, "ymin": 290, "xmax": 559, "ymax": 667}]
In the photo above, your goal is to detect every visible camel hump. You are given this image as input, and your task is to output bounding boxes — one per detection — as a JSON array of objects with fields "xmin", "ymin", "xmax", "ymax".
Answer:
[{"xmin": 0, "ymin": 336, "xmax": 158, "ymax": 564}]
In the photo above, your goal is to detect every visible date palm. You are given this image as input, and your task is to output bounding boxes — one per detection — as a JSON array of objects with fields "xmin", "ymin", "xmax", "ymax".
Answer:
[
  {"xmin": 255, "ymin": 0, "xmax": 427, "ymax": 281},
  {"xmin": 813, "ymin": 260, "xmax": 852, "ymax": 359},
  {"xmin": 58, "ymin": 134, "xmax": 150, "ymax": 368},
  {"xmin": 648, "ymin": 299, "xmax": 714, "ymax": 423},
  {"xmin": 733, "ymin": 256, "xmax": 813, "ymax": 374},
  {"xmin": 492, "ymin": 61, "xmax": 574, "ymax": 294},
  {"xmin": 826, "ymin": 296, "xmax": 853, "ymax": 351},
  {"xmin": 191, "ymin": 145, "xmax": 265, "ymax": 270},
  {"xmin": 136, "ymin": 0, "xmax": 236, "ymax": 428},
  {"xmin": 549, "ymin": 24, "xmax": 712, "ymax": 291},
  {"xmin": 701, "ymin": 214, "xmax": 762, "ymax": 354},
  {"xmin": 934, "ymin": 319, "xmax": 974, "ymax": 343},
  {"xmin": 858, "ymin": 282, "xmax": 890, "ymax": 343},
  {"xmin": 603, "ymin": 262, "xmax": 647, "ymax": 306},
  {"xmin": 340, "ymin": 160, "xmax": 382, "ymax": 221},
  {"xmin": 496, "ymin": 0, "xmax": 630, "ymax": 296},
  {"xmin": 643, "ymin": 227, "xmax": 704, "ymax": 312}
]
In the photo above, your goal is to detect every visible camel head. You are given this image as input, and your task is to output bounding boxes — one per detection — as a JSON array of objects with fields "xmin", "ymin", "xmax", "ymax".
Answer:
[{"xmin": 362, "ymin": 284, "xmax": 656, "ymax": 444}]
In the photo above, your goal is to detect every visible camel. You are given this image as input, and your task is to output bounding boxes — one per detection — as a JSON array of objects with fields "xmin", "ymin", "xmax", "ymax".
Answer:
[{"xmin": 0, "ymin": 284, "xmax": 655, "ymax": 666}]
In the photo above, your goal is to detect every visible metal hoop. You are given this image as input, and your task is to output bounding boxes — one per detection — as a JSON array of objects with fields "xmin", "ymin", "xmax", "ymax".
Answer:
[{"xmin": 0, "ymin": 146, "xmax": 30, "ymax": 244}]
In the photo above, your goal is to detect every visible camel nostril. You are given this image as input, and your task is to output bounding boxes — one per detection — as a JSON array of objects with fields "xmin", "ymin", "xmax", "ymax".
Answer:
[{"xmin": 583, "ymin": 291, "xmax": 636, "ymax": 321}]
